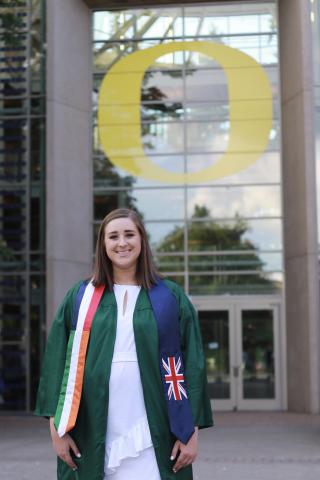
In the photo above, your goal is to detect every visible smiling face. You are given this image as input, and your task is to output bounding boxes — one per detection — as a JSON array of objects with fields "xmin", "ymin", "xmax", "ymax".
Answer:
[{"xmin": 104, "ymin": 217, "xmax": 142, "ymax": 274}]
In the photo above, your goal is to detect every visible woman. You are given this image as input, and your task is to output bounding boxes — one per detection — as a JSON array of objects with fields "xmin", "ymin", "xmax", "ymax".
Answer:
[{"xmin": 35, "ymin": 208, "xmax": 213, "ymax": 480}]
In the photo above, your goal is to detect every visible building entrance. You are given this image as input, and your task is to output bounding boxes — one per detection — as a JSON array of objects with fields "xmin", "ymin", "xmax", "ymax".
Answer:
[{"xmin": 194, "ymin": 296, "xmax": 284, "ymax": 410}]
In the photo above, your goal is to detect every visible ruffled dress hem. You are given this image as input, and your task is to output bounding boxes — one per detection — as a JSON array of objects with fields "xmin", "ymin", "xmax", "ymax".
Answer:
[{"xmin": 105, "ymin": 415, "xmax": 153, "ymax": 475}]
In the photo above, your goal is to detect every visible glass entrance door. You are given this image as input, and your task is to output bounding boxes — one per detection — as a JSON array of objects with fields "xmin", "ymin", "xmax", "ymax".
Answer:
[
  {"xmin": 238, "ymin": 308, "xmax": 277, "ymax": 408},
  {"xmin": 197, "ymin": 299, "xmax": 282, "ymax": 410},
  {"xmin": 198, "ymin": 309, "xmax": 235, "ymax": 410}
]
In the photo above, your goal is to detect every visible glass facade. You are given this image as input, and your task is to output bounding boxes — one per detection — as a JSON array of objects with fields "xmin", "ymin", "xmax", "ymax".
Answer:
[
  {"xmin": 0, "ymin": 0, "xmax": 46, "ymax": 411},
  {"xmin": 93, "ymin": 2, "xmax": 282, "ymax": 295}
]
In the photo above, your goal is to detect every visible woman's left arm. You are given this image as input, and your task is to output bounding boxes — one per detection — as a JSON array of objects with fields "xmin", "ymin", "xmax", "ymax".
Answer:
[
  {"xmin": 178, "ymin": 291, "xmax": 213, "ymax": 430},
  {"xmin": 169, "ymin": 288, "xmax": 213, "ymax": 473}
]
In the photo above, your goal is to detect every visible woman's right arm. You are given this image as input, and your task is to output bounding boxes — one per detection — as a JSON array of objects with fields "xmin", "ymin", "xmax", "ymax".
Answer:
[
  {"xmin": 34, "ymin": 282, "xmax": 83, "ymax": 470},
  {"xmin": 49, "ymin": 417, "xmax": 81, "ymax": 471},
  {"xmin": 34, "ymin": 282, "xmax": 82, "ymax": 417}
]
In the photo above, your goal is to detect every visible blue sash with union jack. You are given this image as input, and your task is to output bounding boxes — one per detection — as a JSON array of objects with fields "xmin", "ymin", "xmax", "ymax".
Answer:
[{"xmin": 148, "ymin": 280, "xmax": 195, "ymax": 444}]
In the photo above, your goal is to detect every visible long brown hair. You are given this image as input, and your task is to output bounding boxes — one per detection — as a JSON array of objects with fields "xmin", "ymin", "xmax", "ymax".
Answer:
[{"xmin": 92, "ymin": 208, "xmax": 159, "ymax": 290}]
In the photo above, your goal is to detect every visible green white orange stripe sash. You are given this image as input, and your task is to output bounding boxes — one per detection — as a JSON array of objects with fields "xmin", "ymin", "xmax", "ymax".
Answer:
[{"xmin": 54, "ymin": 280, "xmax": 105, "ymax": 437}]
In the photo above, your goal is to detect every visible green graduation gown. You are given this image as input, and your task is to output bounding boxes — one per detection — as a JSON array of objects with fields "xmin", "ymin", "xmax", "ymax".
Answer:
[{"xmin": 35, "ymin": 279, "xmax": 213, "ymax": 480}]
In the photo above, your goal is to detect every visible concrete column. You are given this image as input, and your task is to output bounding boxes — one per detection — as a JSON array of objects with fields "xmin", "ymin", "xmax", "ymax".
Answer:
[
  {"xmin": 46, "ymin": 0, "xmax": 92, "ymax": 328},
  {"xmin": 279, "ymin": 0, "xmax": 320, "ymax": 412}
]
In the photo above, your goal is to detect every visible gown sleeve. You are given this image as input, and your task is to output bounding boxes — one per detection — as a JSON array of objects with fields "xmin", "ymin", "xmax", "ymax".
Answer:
[
  {"xmin": 177, "ymin": 288, "xmax": 213, "ymax": 430},
  {"xmin": 34, "ymin": 281, "xmax": 81, "ymax": 418}
]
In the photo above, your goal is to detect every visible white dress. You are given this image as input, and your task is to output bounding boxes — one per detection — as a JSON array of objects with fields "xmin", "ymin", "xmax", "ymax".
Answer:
[{"xmin": 104, "ymin": 284, "xmax": 161, "ymax": 480}]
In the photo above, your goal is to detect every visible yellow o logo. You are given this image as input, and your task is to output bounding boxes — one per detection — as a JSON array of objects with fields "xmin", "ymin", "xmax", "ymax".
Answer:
[{"xmin": 98, "ymin": 41, "xmax": 272, "ymax": 184}]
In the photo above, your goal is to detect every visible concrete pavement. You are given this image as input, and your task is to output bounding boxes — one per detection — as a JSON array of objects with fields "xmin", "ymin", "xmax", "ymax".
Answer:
[{"xmin": 1, "ymin": 412, "xmax": 320, "ymax": 479}]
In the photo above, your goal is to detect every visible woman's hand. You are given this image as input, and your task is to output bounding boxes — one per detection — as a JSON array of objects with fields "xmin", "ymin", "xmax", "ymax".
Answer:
[
  {"xmin": 49, "ymin": 417, "xmax": 81, "ymax": 471},
  {"xmin": 170, "ymin": 427, "xmax": 198, "ymax": 473}
]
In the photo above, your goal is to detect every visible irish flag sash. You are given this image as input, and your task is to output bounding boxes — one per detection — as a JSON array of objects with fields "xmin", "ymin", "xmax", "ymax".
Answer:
[
  {"xmin": 54, "ymin": 280, "xmax": 105, "ymax": 437},
  {"xmin": 54, "ymin": 279, "xmax": 194, "ymax": 444}
]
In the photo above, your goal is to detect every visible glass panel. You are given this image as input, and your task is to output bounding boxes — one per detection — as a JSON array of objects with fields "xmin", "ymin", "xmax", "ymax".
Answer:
[
  {"xmin": 198, "ymin": 16, "xmax": 229, "ymax": 36},
  {"xmin": 132, "ymin": 188, "xmax": 184, "ymax": 220},
  {"xmin": 93, "ymin": 11, "xmax": 134, "ymax": 40},
  {"xmin": 189, "ymin": 273, "xmax": 282, "ymax": 295},
  {"xmin": 140, "ymin": 12, "xmax": 182, "ymax": 39},
  {"xmin": 163, "ymin": 275, "xmax": 184, "ymax": 288},
  {"xmin": 0, "ymin": 276, "xmax": 26, "ymax": 342},
  {"xmin": 0, "ymin": 252, "xmax": 27, "ymax": 272},
  {"xmin": 146, "ymin": 222, "xmax": 184, "ymax": 252},
  {"xmin": 94, "ymin": 191, "xmax": 139, "ymax": 219},
  {"xmin": 142, "ymin": 122, "xmax": 184, "ymax": 155},
  {"xmin": 185, "ymin": 68, "xmax": 228, "ymax": 102},
  {"xmin": 186, "ymin": 121, "xmax": 229, "ymax": 153},
  {"xmin": 141, "ymin": 101, "xmax": 184, "ymax": 123},
  {"xmin": 242, "ymin": 309, "xmax": 275, "ymax": 399},
  {"xmin": 93, "ymin": 155, "xmax": 137, "ymax": 187},
  {"xmin": 198, "ymin": 310, "xmax": 230, "ymax": 399},
  {"xmin": 187, "ymin": 185, "xmax": 281, "ymax": 219},
  {"xmin": 0, "ymin": 8, "xmax": 28, "ymax": 33},
  {"xmin": 93, "ymin": 100, "xmax": 184, "ymax": 125},
  {"xmin": 95, "ymin": 188, "xmax": 184, "ymax": 221},
  {"xmin": 93, "ymin": 123, "xmax": 185, "ymax": 156},
  {"xmin": 185, "ymin": 99, "xmax": 280, "ymax": 123},
  {"xmin": 93, "ymin": 39, "xmax": 185, "ymax": 72},
  {"xmin": 93, "ymin": 154, "xmax": 185, "ymax": 187},
  {"xmin": 0, "ymin": 118, "xmax": 27, "ymax": 183},
  {"xmin": 93, "ymin": 9, "xmax": 183, "ymax": 41},
  {"xmin": 188, "ymin": 251, "xmax": 282, "ymax": 273},
  {"xmin": 154, "ymin": 253, "xmax": 184, "ymax": 273},
  {"xmin": 188, "ymin": 219, "xmax": 282, "ymax": 252},
  {"xmin": 187, "ymin": 151, "xmax": 281, "ymax": 184},
  {"xmin": 143, "ymin": 70, "xmax": 184, "ymax": 102},
  {"xmin": 0, "ymin": 345, "xmax": 26, "ymax": 410},
  {"xmin": 186, "ymin": 119, "xmax": 280, "ymax": 154}
]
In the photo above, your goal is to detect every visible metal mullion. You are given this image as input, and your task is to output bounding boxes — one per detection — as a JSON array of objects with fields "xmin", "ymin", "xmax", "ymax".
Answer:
[
  {"xmin": 78, "ymin": 216, "xmax": 284, "ymax": 226},
  {"xmin": 187, "ymin": 270, "xmax": 283, "ymax": 276},
  {"xmin": 156, "ymin": 249, "xmax": 283, "ymax": 256},
  {"xmin": 159, "ymin": 270, "xmax": 283, "ymax": 277},
  {"xmin": 159, "ymin": 272, "xmax": 186, "ymax": 277},
  {"xmin": 93, "ymin": 179, "xmax": 281, "ymax": 186},
  {"xmin": 0, "ymin": 29, "xmax": 29, "ymax": 35},
  {"xmin": 0, "ymin": 94, "xmax": 45, "ymax": 100},
  {"xmin": 93, "ymin": 63, "xmax": 278, "ymax": 75},
  {"xmin": 93, "ymin": 184, "xmax": 281, "ymax": 193},
  {"xmin": 92, "ymin": 1, "xmax": 275, "ymax": 14},
  {"xmin": 111, "ymin": 214, "xmax": 283, "ymax": 223},
  {"xmin": 93, "ymin": 144, "xmax": 281, "ymax": 155},
  {"xmin": 0, "ymin": 114, "xmax": 45, "ymax": 119},
  {"xmin": 188, "ymin": 215, "xmax": 282, "ymax": 222},
  {"xmin": 93, "ymin": 147, "xmax": 280, "ymax": 156},
  {"xmin": 0, "ymin": 340, "xmax": 26, "ymax": 346},
  {"xmin": 92, "ymin": 30, "xmax": 277, "ymax": 45},
  {"xmin": 95, "ymin": 117, "xmax": 281, "ymax": 125},
  {"xmin": 181, "ymin": 5, "xmax": 189, "ymax": 294},
  {"xmin": 0, "ymin": 183, "xmax": 29, "ymax": 189},
  {"xmin": 1, "ymin": 270, "xmax": 45, "ymax": 276},
  {"xmin": 97, "ymin": 97, "xmax": 279, "ymax": 105}
]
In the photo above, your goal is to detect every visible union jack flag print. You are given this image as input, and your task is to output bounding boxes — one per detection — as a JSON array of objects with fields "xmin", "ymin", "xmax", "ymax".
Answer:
[{"xmin": 162, "ymin": 356, "xmax": 188, "ymax": 401}]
